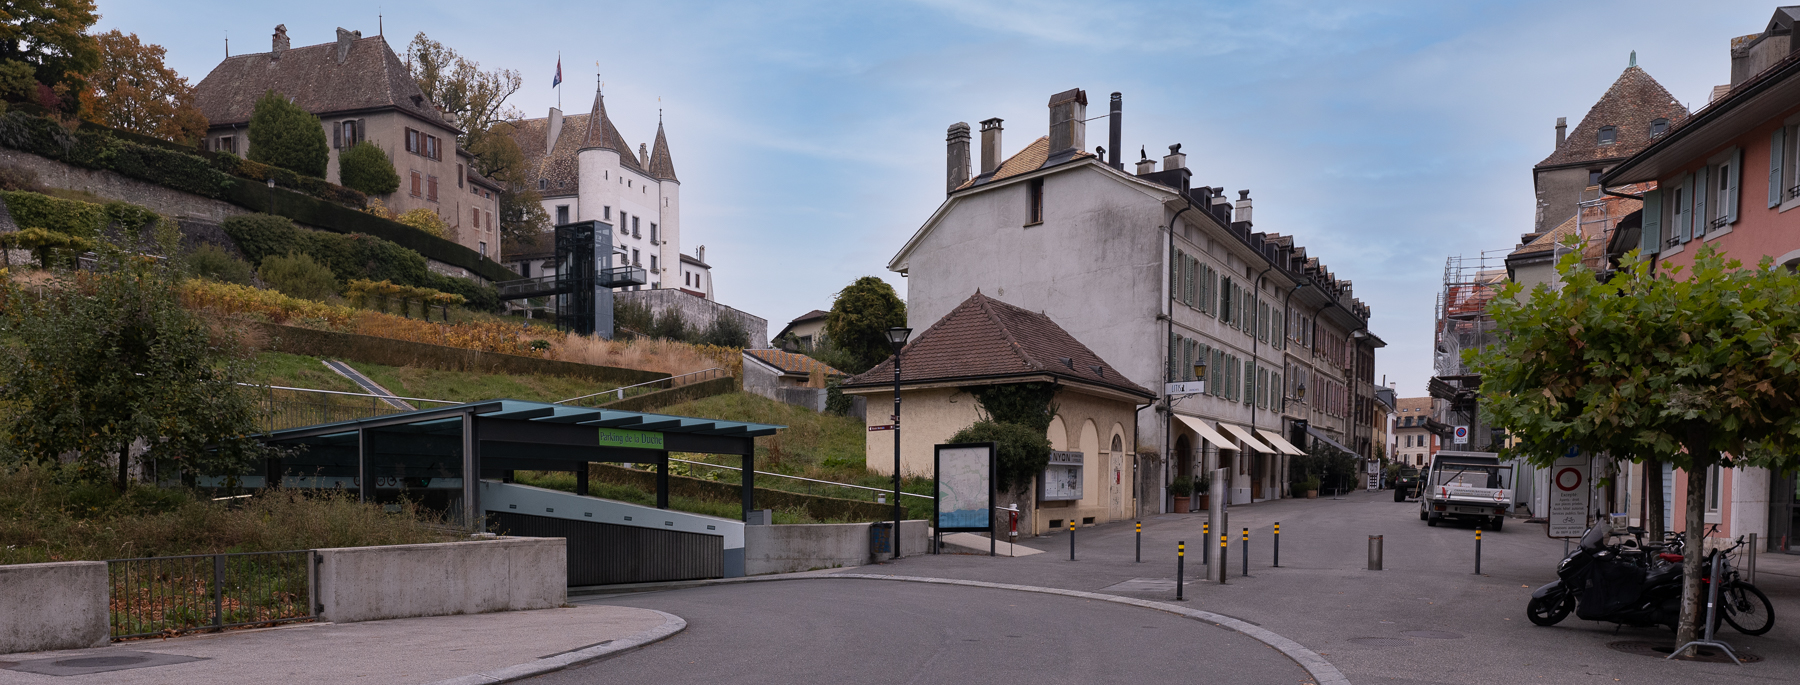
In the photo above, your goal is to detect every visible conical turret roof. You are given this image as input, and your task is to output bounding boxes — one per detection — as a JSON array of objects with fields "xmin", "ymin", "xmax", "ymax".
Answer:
[
  {"xmin": 648, "ymin": 121, "xmax": 678, "ymax": 182},
  {"xmin": 580, "ymin": 86, "xmax": 643, "ymax": 172}
]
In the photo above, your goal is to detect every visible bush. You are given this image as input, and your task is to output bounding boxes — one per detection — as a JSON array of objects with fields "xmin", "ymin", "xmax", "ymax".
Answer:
[
  {"xmin": 394, "ymin": 207, "xmax": 447, "ymax": 238},
  {"xmin": 220, "ymin": 213, "xmax": 301, "ymax": 264},
  {"xmin": 614, "ymin": 297, "xmax": 653, "ymax": 334},
  {"xmin": 185, "ymin": 243, "xmax": 255, "ymax": 285},
  {"xmin": 695, "ymin": 313, "xmax": 749, "ymax": 348},
  {"xmin": 948, "ymin": 419, "xmax": 1052, "ymax": 494},
  {"xmin": 650, "ymin": 307, "xmax": 690, "ymax": 341},
  {"xmin": 0, "ymin": 163, "xmax": 41, "ymax": 191},
  {"xmin": 220, "ymin": 212, "xmax": 500, "ymax": 312},
  {"xmin": 336, "ymin": 140, "xmax": 398, "ymax": 195},
  {"xmin": 259, "ymin": 252, "xmax": 338, "ymax": 301},
  {"xmin": 246, "ymin": 90, "xmax": 327, "ymax": 178}
]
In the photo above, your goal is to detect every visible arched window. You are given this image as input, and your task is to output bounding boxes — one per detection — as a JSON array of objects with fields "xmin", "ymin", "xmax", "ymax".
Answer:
[
  {"xmin": 1650, "ymin": 118, "xmax": 1669, "ymax": 136},
  {"xmin": 1598, "ymin": 126, "xmax": 1617, "ymax": 145}
]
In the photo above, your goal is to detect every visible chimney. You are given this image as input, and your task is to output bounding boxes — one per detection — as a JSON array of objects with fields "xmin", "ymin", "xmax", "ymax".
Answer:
[
  {"xmin": 640, "ymin": 143, "xmax": 649, "ymax": 163},
  {"xmin": 1047, "ymin": 88, "xmax": 1087, "ymax": 163},
  {"xmin": 335, "ymin": 28, "xmax": 360, "ymax": 63},
  {"xmin": 547, "ymin": 107, "xmax": 564, "ymax": 150},
  {"xmin": 1107, "ymin": 92, "xmax": 1122, "ymax": 170},
  {"xmin": 272, "ymin": 24, "xmax": 290, "ymax": 56},
  {"xmin": 1234, "ymin": 190, "xmax": 1253, "ymax": 227},
  {"xmin": 1135, "ymin": 146, "xmax": 1156, "ymax": 175},
  {"xmin": 1162, "ymin": 144, "xmax": 1186, "ymax": 172},
  {"xmin": 1554, "ymin": 117, "xmax": 1567, "ymax": 148},
  {"xmin": 979, "ymin": 118, "xmax": 1004, "ymax": 177},
  {"xmin": 946, "ymin": 123, "xmax": 971, "ymax": 192},
  {"xmin": 1210, "ymin": 187, "xmax": 1231, "ymax": 223},
  {"xmin": 697, "ymin": 245, "xmax": 705, "ymax": 263}
]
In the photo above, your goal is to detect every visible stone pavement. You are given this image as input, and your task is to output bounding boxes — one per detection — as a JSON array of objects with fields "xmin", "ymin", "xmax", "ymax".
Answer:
[{"xmin": 0, "ymin": 605, "xmax": 681, "ymax": 685}]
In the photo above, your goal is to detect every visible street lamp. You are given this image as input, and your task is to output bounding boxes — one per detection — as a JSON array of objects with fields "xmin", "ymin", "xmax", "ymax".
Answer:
[{"xmin": 885, "ymin": 326, "xmax": 912, "ymax": 560}]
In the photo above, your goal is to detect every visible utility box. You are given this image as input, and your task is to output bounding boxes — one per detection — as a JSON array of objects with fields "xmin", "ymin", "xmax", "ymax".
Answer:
[
  {"xmin": 746, "ymin": 509, "xmax": 774, "ymax": 526},
  {"xmin": 869, "ymin": 522, "xmax": 893, "ymax": 555}
]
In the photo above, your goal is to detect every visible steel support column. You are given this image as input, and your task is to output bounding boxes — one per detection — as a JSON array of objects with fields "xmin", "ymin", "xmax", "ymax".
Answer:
[{"xmin": 656, "ymin": 451, "xmax": 670, "ymax": 509}]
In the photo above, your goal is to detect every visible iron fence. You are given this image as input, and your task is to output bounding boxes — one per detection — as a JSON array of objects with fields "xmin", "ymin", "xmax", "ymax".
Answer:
[{"xmin": 107, "ymin": 550, "xmax": 315, "ymax": 639}]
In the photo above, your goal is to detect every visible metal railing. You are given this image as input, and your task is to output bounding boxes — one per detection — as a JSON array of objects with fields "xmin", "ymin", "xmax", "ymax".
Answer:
[
  {"xmin": 108, "ymin": 550, "xmax": 315, "ymax": 640},
  {"xmin": 600, "ymin": 265, "xmax": 648, "ymax": 287},
  {"xmin": 247, "ymin": 384, "xmax": 458, "ymax": 432},
  {"xmin": 555, "ymin": 367, "xmax": 727, "ymax": 406},
  {"xmin": 667, "ymin": 458, "xmax": 934, "ymax": 502}
]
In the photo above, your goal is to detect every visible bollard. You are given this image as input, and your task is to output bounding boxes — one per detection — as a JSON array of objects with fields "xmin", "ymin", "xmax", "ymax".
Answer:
[
  {"xmin": 1219, "ymin": 532, "xmax": 1229, "ymax": 585},
  {"xmin": 1135, "ymin": 521, "xmax": 1142, "ymax": 563},
  {"xmin": 1368, "ymin": 535, "xmax": 1383, "ymax": 570},
  {"xmin": 1747, "ymin": 533, "xmax": 1758, "ymax": 584},
  {"xmin": 1273, "ymin": 522, "xmax": 1281, "ymax": 567},
  {"xmin": 1242, "ymin": 527, "xmax": 1250, "ymax": 577},
  {"xmin": 1070, "ymin": 520, "xmax": 1076, "ymax": 561},
  {"xmin": 1474, "ymin": 529, "xmax": 1482, "ymax": 575},
  {"xmin": 1176, "ymin": 541, "xmax": 1186, "ymax": 601},
  {"xmin": 1202, "ymin": 522, "xmax": 1210, "ymax": 566}
]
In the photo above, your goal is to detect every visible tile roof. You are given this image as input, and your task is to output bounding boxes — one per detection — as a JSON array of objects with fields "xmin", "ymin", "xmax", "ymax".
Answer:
[
  {"xmin": 1536, "ymin": 66, "xmax": 1688, "ymax": 168},
  {"xmin": 788, "ymin": 309, "xmax": 828, "ymax": 325},
  {"xmin": 1512, "ymin": 182, "xmax": 1647, "ymax": 257},
  {"xmin": 744, "ymin": 349, "xmax": 846, "ymax": 377},
  {"xmin": 649, "ymin": 122, "xmax": 678, "ymax": 182},
  {"xmin": 194, "ymin": 34, "xmax": 454, "ymax": 131},
  {"xmin": 951, "ymin": 137, "xmax": 1093, "ymax": 191},
  {"xmin": 841, "ymin": 292, "xmax": 1154, "ymax": 399},
  {"xmin": 509, "ymin": 89, "xmax": 648, "ymax": 195}
]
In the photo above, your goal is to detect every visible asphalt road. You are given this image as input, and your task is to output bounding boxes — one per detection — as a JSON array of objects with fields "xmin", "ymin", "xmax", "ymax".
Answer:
[{"xmin": 548, "ymin": 580, "xmax": 1312, "ymax": 685}]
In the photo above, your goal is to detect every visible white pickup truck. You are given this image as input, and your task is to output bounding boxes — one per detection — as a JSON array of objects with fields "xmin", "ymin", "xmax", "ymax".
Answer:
[{"xmin": 1419, "ymin": 451, "xmax": 1515, "ymax": 531}]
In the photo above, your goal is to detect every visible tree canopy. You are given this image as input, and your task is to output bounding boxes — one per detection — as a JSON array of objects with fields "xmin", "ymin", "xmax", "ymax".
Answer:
[
  {"xmin": 0, "ymin": 0, "xmax": 100, "ymax": 114},
  {"xmin": 825, "ymin": 276, "xmax": 907, "ymax": 373},
  {"xmin": 78, "ymin": 30, "xmax": 206, "ymax": 144},
  {"xmin": 247, "ymin": 90, "xmax": 328, "ymax": 178},
  {"xmin": 336, "ymin": 140, "xmax": 399, "ymax": 196},
  {"xmin": 405, "ymin": 33, "xmax": 521, "ymax": 148}
]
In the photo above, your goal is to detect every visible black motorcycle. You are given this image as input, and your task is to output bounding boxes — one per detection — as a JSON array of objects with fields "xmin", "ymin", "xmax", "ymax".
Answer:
[{"xmin": 1526, "ymin": 525, "xmax": 1684, "ymax": 630}]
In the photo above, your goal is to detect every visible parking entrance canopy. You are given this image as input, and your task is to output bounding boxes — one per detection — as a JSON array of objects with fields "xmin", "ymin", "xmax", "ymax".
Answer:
[{"xmin": 254, "ymin": 399, "xmax": 785, "ymax": 524}]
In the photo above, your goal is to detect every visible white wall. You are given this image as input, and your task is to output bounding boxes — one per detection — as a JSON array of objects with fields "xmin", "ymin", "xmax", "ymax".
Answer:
[{"xmin": 0, "ymin": 561, "xmax": 109, "ymax": 654}]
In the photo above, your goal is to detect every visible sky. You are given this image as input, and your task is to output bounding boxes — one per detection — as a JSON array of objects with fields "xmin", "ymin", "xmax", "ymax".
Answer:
[{"xmin": 98, "ymin": 0, "xmax": 1780, "ymax": 397}]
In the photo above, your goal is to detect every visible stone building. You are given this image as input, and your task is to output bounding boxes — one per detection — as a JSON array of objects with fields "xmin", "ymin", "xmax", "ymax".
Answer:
[{"xmin": 193, "ymin": 25, "xmax": 502, "ymax": 259}]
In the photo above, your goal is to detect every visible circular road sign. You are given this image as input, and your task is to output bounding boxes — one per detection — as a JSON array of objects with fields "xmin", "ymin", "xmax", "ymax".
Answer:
[
  {"xmin": 1555, "ymin": 467, "xmax": 1583, "ymax": 492},
  {"xmin": 1453, "ymin": 426, "xmax": 1469, "ymax": 440}
]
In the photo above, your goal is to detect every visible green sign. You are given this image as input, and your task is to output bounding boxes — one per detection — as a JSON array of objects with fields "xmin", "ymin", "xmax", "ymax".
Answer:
[{"xmin": 597, "ymin": 427, "xmax": 664, "ymax": 450}]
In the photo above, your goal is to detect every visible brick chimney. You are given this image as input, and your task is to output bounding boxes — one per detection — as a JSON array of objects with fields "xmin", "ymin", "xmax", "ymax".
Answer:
[
  {"xmin": 946, "ymin": 122, "xmax": 971, "ymax": 193},
  {"xmin": 1135, "ymin": 146, "xmax": 1156, "ymax": 175},
  {"xmin": 979, "ymin": 118, "xmax": 1004, "ymax": 177},
  {"xmin": 272, "ymin": 24, "xmax": 290, "ymax": 56},
  {"xmin": 1554, "ymin": 117, "xmax": 1566, "ymax": 148},
  {"xmin": 335, "ymin": 28, "xmax": 361, "ymax": 64},
  {"xmin": 1046, "ymin": 88, "xmax": 1087, "ymax": 163}
]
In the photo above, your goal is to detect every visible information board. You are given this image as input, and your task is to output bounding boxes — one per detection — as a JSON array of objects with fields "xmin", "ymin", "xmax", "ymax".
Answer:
[
  {"xmin": 1547, "ymin": 451, "xmax": 1590, "ymax": 538},
  {"xmin": 1038, "ymin": 451, "xmax": 1084, "ymax": 502},
  {"xmin": 934, "ymin": 443, "xmax": 995, "ymax": 532}
]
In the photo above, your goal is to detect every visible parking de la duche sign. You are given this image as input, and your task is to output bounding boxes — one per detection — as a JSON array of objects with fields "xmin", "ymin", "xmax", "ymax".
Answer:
[{"xmin": 598, "ymin": 427, "xmax": 664, "ymax": 450}]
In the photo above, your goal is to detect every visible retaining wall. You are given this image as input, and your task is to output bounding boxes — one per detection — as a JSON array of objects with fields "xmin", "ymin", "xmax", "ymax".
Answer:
[
  {"xmin": 316, "ymin": 537, "xmax": 566, "ymax": 624},
  {"xmin": 0, "ymin": 561, "xmax": 109, "ymax": 654},
  {"xmin": 615, "ymin": 289, "xmax": 769, "ymax": 349},
  {"xmin": 587, "ymin": 463, "xmax": 894, "ymax": 522},
  {"xmin": 744, "ymin": 520, "xmax": 929, "ymax": 575},
  {"xmin": 252, "ymin": 322, "xmax": 667, "ymax": 386}
]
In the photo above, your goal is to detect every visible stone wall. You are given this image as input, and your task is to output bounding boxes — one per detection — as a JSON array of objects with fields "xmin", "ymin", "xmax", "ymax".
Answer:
[
  {"xmin": 743, "ymin": 520, "xmax": 928, "ymax": 575},
  {"xmin": 315, "ymin": 537, "xmax": 566, "ymax": 624},
  {"xmin": 615, "ymin": 289, "xmax": 769, "ymax": 349},
  {"xmin": 0, "ymin": 561, "xmax": 109, "ymax": 653}
]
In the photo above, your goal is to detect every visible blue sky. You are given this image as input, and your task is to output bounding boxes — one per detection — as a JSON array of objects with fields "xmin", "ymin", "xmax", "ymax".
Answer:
[{"xmin": 100, "ymin": 0, "xmax": 1777, "ymax": 396}]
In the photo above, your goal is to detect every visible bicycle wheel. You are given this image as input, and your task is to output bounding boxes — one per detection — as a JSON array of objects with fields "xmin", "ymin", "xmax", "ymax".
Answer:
[{"xmin": 1721, "ymin": 582, "xmax": 1774, "ymax": 636}]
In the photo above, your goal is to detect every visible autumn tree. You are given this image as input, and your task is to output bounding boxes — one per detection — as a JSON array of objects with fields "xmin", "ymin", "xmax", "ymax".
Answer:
[
  {"xmin": 472, "ymin": 121, "xmax": 549, "ymax": 245},
  {"xmin": 826, "ymin": 276, "xmax": 907, "ymax": 373},
  {"xmin": 0, "ymin": 0, "xmax": 101, "ymax": 113},
  {"xmin": 1470, "ymin": 241, "xmax": 1800, "ymax": 654},
  {"xmin": 79, "ymin": 30, "xmax": 207, "ymax": 144},
  {"xmin": 404, "ymin": 32, "xmax": 521, "ymax": 149}
]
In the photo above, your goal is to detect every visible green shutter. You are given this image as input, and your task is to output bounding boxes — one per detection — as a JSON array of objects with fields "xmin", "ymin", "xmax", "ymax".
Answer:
[
  {"xmin": 1694, "ymin": 166, "xmax": 1710, "ymax": 238},
  {"xmin": 1168, "ymin": 332, "xmax": 1179, "ymax": 382},
  {"xmin": 1640, "ymin": 189, "xmax": 1661, "ymax": 256},
  {"xmin": 1727, "ymin": 147, "xmax": 1742, "ymax": 225},
  {"xmin": 1171, "ymin": 251, "xmax": 1183, "ymax": 303},
  {"xmin": 1772, "ymin": 128, "xmax": 1786, "ymax": 209}
]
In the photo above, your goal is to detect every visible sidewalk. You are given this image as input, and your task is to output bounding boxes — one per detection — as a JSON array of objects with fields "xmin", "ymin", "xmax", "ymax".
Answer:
[{"xmin": 0, "ymin": 605, "xmax": 682, "ymax": 685}]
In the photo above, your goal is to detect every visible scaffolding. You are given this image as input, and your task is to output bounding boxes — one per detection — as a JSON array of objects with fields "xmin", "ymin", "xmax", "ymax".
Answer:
[{"xmin": 1432, "ymin": 252, "xmax": 1508, "ymax": 379}]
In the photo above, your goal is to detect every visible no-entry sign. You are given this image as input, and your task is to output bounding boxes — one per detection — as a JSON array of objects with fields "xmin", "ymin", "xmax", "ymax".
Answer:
[{"xmin": 1547, "ymin": 451, "xmax": 1590, "ymax": 539}]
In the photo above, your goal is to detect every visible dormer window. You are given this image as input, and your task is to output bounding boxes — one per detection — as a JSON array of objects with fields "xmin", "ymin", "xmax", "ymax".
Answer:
[
  {"xmin": 1651, "ymin": 118, "xmax": 1669, "ymax": 136},
  {"xmin": 538, "ymin": 178, "xmax": 548, "ymax": 190},
  {"xmin": 1598, "ymin": 126, "xmax": 1617, "ymax": 145}
]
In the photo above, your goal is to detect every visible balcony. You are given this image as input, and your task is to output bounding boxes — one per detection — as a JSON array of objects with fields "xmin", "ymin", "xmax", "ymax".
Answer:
[
  {"xmin": 496, "ymin": 274, "xmax": 561, "ymax": 300},
  {"xmin": 600, "ymin": 265, "xmax": 647, "ymax": 288}
]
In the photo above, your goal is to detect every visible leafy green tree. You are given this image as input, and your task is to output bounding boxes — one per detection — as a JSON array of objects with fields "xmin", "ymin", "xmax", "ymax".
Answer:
[
  {"xmin": 1470, "ymin": 242, "xmax": 1800, "ymax": 653},
  {"xmin": 1, "ymin": 225, "xmax": 267, "ymax": 490},
  {"xmin": 0, "ymin": 0, "xmax": 100, "ymax": 114},
  {"xmin": 247, "ymin": 90, "xmax": 327, "ymax": 178},
  {"xmin": 695, "ymin": 314, "xmax": 749, "ymax": 348},
  {"xmin": 336, "ymin": 140, "xmax": 398, "ymax": 196},
  {"xmin": 404, "ymin": 33, "xmax": 521, "ymax": 148},
  {"xmin": 184, "ymin": 243, "xmax": 254, "ymax": 285},
  {"xmin": 825, "ymin": 276, "xmax": 906, "ymax": 373}
]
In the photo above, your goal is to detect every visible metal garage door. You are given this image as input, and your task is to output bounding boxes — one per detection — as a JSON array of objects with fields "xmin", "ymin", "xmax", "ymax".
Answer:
[{"xmin": 487, "ymin": 511, "xmax": 723, "ymax": 586}]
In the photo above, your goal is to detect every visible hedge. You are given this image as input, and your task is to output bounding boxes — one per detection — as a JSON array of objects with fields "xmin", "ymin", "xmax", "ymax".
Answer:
[
  {"xmin": 0, "ymin": 112, "xmax": 518, "ymax": 283},
  {"xmin": 589, "ymin": 464, "xmax": 893, "ymax": 522},
  {"xmin": 1, "ymin": 190, "xmax": 161, "ymax": 239},
  {"xmin": 221, "ymin": 213, "xmax": 500, "ymax": 311}
]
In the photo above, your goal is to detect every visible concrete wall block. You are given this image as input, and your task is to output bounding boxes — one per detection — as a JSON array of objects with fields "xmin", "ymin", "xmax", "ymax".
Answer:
[
  {"xmin": 0, "ymin": 561, "xmax": 109, "ymax": 654},
  {"xmin": 318, "ymin": 537, "xmax": 565, "ymax": 624},
  {"xmin": 743, "ymin": 520, "xmax": 931, "ymax": 575}
]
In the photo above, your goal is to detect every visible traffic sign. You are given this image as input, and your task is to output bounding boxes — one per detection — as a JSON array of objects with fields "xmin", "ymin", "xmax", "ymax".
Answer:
[
  {"xmin": 1453, "ymin": 425, "xmax": 1469, "ymax": 444},
  {"xmin": 1547, "ymin": 452, "xmax": 1590, "ymax": 538}
]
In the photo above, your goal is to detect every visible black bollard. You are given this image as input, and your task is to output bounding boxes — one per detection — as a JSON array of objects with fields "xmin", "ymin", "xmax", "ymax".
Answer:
[
  {"xmin": 1202, "ymin": 522, "xmax": 1210, "ymax": 566},
  {"xmin": 1135, "ymin": 521, "xmax": 1142, "ymax": 563},
  {"xmin": 1475, "ymin": 528, "xmax": 1482, "ymax": 575},
  {"xmin": 1242, "ymin": 527, "xmax": 1250, "ymax": 577},
  {"xmin": 1069, "ymin": 520, "xmax": 1076, "ymax": 561},
  {"xmin": 1219, "ymin": 532, "xmax": 1229, "ymax": 585},
  {"xmin": 1176, "ymin": 541, "xmax": 1186, "ymax": 601},
  {"xmin": 1273, "ymin": 522, "xmax": 1280, "ymax": 567}
]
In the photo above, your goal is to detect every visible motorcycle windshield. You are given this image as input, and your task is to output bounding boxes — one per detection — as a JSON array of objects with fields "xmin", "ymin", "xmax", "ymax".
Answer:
[{"xmin": 1579, "ymin": 523, "xmax": 1608, "ymax": 550}]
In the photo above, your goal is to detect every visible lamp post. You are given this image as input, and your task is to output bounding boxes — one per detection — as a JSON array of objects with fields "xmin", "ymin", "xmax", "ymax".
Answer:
[{"xmin": 885, "ymin": 326, "xmax": 912, "ymax": 560}]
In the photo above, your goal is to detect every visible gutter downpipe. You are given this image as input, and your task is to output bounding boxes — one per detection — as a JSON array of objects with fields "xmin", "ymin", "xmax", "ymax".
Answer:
[{"xmin": 1164, "ymin": 203, "xmax": 1196, "ymax": 514}]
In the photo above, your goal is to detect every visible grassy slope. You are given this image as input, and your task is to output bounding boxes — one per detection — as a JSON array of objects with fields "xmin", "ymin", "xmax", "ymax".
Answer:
[{"xmin": 253, "ymin": 351, "xmax": 615, "ymax": 404}]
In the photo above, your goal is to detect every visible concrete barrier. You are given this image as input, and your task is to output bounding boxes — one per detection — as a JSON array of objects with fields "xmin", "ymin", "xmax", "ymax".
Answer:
[
  {"xmin": 0, "ymin": 561, "xmax": 109, "ymax": 654},
  {"xmin": 745, "ymin": 520, "xmax": 930, "ymax": 575},
  {"xmin": 317, "ymin": 537, "xmax": 566, "ymax": 624}
]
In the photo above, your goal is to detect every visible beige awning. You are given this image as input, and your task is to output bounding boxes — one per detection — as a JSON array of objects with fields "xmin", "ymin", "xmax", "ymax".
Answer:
[
  {"xmin": 1175, "ymin": 415, "xmax": 1238, "ymax": 451},
  {"xmin": 1219, "ymin": 423, "xmax": 1274, "ymax": 453},
  {"xmin": 1256, "ymin": 429, "xmax": 1304, "ymax": 456}
]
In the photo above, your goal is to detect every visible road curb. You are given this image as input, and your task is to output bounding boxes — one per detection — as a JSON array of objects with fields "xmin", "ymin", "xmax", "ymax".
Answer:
[
  {"xmin": 824, "ymin": 574, "xmax": 1351, "ymax": 685},
  {"xmin": 423, "ymin": 609, "xmax": 686, "ymax": 685}
]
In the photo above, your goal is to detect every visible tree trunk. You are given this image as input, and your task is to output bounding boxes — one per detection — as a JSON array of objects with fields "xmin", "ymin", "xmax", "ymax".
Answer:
[
  {"xmin": 1645, "ymin": 458, "xmax": 1664, "ymax": 542},
  {"xmin": 1675, "ymin": 456, "xmax": 1710, "ymax": 655},
  {"xmin": 116, "ymin": 444, "xmax": 130, "ymax": 492}
]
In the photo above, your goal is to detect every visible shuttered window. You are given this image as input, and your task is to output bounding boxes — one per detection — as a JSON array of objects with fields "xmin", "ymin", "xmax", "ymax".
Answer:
[
  {"xmin": 1724, "ymin": 148, "xmax": 1741, "ymax": 225},
  {"xmin": 1171, "ymin": 250, "xmax": 1183, "ymax": 303},
  {"xmin": 427, "ymin": 175, "xmax": 438, "ymax": 201},
  {"xmin": 1693, "ymin": 166, "xmax": 1709, "ymax": 238},
  {"xmin": 1639, "ymin": 189, "xmax": 1661, "ymax": 256},
  {"xmin": 1772, "ymin": 128, "xmax": 1787, "ymax": 208},
  {"xmin": 410, "ymin": 170, "xmax": 421, "ymax": 197}
]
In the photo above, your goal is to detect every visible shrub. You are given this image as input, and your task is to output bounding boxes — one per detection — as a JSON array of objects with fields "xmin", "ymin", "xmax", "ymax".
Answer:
[
  {"xmin": 185, "ymin": 243, "xmax": 255, "ymax": 285},
  {"xmin": 220, "ymin": 213, "xmax": 300, "ymax": 264},
  {"xmin": 394, "ymin": 207, "xmax": 447, "ymax": 238},
  {"xmin": 695, "ymin": 313, "xmax": 749, "ymax": 348},
  {"xmin": 336, "ymin": 141, "xmax": 398, "ymax": 196},
  {"xmin": 259, "ymin": 252, "xmax": 338, "ymax": 301},
  {"xmin": 0, "ymin": 164, "xmax": 41, "ymax": 191},
  {"xmin": 179, "ymin": 279, "xmax": 357, "ymax": 328},
  {"xmin": 246, "ymin": 90, "xmax": 327, "ymax": 178},
  {"xmin": 947, "ymin": 419, "xmax": 1052, "ymax": 494},
  {"xmin": 0, "ymin": 227, "xmax": 95, "ymax": 268},
  {"xmin": 614, "ymin": 297, "xmax": 653, "ymax": 334},
  {"xmin": 650, "ymin": 307, "xmax": 690, "ymax": 341}
]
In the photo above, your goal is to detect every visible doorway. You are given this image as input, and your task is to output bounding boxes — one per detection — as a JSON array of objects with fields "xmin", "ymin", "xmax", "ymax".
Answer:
[
  {"xmin": 1774, "ymin": 469, "xmax": 1798, "ymax": 554},
  {"xmin": 1109, "ymin": 435, "xmax": 1125, "ymax": 521}
]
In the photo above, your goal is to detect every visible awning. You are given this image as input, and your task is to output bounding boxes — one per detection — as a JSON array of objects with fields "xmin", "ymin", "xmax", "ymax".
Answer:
[
  {"xmin": 1219, "ymin": 423, "xmax": 1274, "ymax": 453},
  {"xmin": 1256, "ymin": 429, "xmax": 1304, "ymax": 456},
  {"xmin": 1175, "ymin": 415, "xmax": 1238, "ymax": 451},
  {"xmin": 1306, "ymin": 426, "xmax": 1355, "ymax": 456}
]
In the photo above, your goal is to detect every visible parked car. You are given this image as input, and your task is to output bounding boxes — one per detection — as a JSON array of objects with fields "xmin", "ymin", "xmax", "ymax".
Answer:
[{"xmin": 1391, "ymin": 467, "xmax": 1422, "ymax": 502}]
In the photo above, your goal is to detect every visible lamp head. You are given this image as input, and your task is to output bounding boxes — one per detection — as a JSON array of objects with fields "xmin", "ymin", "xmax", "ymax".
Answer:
[
  {"xmin": 885, "ymin": 326, "xmax": 913, "ymax": 349},
  {"xmin": 1193, "ymin": 361, "xmax": 1207, "ymax": 380},
  {"xmin": 1296, "ymin": 383, "xmax": 1307, "ymax": 399}
]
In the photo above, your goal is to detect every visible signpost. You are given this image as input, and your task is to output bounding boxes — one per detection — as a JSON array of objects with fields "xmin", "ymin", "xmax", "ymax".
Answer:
[
  {"xmin": 1453, "ymin": 425, "xmax": 1470, "ymax": 445},
  {"xmin": 935, "ymin": 442, "xmax": 997, "ymax": 555},
  {"xmin": 1547, "ymin": 450, "xmax": 1590, "ymax": 539},
  {"xmin": 1164, "ymin": 381, "xmax": 1206, "ymax": 396}
]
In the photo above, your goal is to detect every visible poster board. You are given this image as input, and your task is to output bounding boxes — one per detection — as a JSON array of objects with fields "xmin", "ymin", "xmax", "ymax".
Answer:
[
  {"xmin": 934, "ymin": 442, "xmax": 996, "ymax": 532},
  {"xmin": 1038, "ymin": 451, "xmax": 1084, "ymax": 502}
]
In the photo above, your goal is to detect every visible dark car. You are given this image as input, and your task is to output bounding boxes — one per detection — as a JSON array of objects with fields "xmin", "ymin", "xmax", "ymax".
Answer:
[{"xmin": 1391, "ymin": 467, "xmax": 1422, "ymax": 502}]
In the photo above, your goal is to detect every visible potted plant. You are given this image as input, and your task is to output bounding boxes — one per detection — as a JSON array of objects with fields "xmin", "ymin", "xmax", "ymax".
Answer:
[
  {"xmin": 1303, "ymin": 475, "xmax": 1322, "ymax": 499},
  {"xmin": 1167, "ymin": 476, "xmax": 1193, "ymax": 514},
  {"xmin": 1195, "ymin": 474, "xmax": 1211, "ymax": 510}
]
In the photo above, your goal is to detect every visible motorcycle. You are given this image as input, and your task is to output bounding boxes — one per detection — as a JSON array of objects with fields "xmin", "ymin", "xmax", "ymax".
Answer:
[{"xmin": 1526, "ymin": 524, "xmax": 1684, "ymax": 630}]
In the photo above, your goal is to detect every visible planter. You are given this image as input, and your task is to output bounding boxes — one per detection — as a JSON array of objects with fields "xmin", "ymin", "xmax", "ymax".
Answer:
[
  {"xmin": 1171, "ymin": 496, "xmax": 1190, "ymax": 513},
  {"xmin": 1306, "ymin": 490, "xmax": 1319, "ymax": 499},
  {"xmin": 1196, "ymin": 494, "xmax": 1210, "ymax": 510}
]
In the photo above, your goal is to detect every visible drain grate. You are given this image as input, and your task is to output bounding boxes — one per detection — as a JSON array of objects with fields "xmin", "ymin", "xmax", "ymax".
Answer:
[
  {"xmin": 1607, "ymin": 641, "xmax": 1762, "ymax": 664},
  {"xmin": 4, "ymin": 651, "xmax": 207, "ymax": 676},
  {"xmin": 1347, "ymin": 637, "xmax": 1412, "ymax": 647},
  {"xmin": 1401, "ymin": 630, "xmax": 1464, "ymax": 639}
]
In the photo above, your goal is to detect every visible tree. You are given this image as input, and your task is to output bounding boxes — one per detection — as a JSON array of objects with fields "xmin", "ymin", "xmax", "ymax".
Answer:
[
  {"xmin": 404, "ymin": 33, "xmax": 521, "ymax": 148},
  {"xmin": 337, "ymin": 140, "xmax": 399, "ymax": 196},
  {"xmin": 1470, "ymin": 242, "xmax": 1800, "ymax": 654},
  {"xmin": 1, "ymin": 224, "xmax": 267, "ymax": 490},
  {"xmin": 825, "ymin": 276, "xmax": 907, "ymax": 373},
  {"xmin": 0, "ymin": 0, "xmax": 101, "ymax": 114},
  {"xmin": 473, "ymin": 122, "xmax": 549, "ymax": 244},
  {"xmin": 949, "ymin": 420, "xmax": 1052, "ymax": 495},
  {"xmin": 247, "ymin": 90, "xmax": 327, "ymax": 178},
  {"xmin": 78, "ymin": 30, "xmax": 206, "ymax": 144}
]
